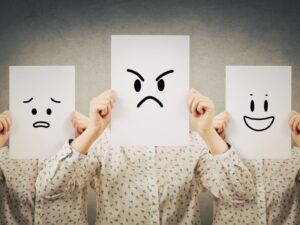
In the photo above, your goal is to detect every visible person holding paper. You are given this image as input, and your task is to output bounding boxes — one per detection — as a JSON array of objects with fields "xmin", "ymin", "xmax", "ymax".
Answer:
[
  {"xmin": 0, "ymin": 110, "xmax": 90, "ymax": 225},
  {"xmin": 212, "ymin": 111, "xmax": 300, "ymax": 225},
  {"xmin": 36, "ymin": 88, "xmax": 255, "ymax": 225}
]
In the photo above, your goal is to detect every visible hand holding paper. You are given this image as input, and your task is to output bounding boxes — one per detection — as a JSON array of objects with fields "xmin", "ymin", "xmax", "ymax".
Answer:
[
  {"xmin": 71, "ymin": 112, "xmax": 89, "ymax": 138},
  {"xmin": 213, "ymin": 112, "xmax": 229, "ymax": 140},
  {"xmin": 188, "ymin": 89, "xmax": 228, "ymax": 155},
  {"xmin": 0, "ymin": 110, "xmax": 11, "ymax": 148},
  {"xmin": 89, "ymin": 90, "xmax": 116, "ymax": 133},
  {"xmin": 289, "ymin": 111, "xmax": 300, "ymax": 148},
  {"xmin": 71, "ymin": 90, "xmax": 116, "ymax": 155}
]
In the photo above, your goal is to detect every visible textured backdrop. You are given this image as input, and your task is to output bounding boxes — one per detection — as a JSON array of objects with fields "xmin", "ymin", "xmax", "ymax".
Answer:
[{"xmin": 0, "ymin": 0, "xmax": 299, "ymax": 224}]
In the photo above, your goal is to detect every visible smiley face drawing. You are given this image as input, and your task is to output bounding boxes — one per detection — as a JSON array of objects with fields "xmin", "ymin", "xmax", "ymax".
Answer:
[
  {"xmin": 243, "ymin": 93, "xmax": 275, "ymax": 132},
  {"xmin": 126, "ymin": 68, "xmax": 174, "ymax": 108},
  {"xmin": 22, "ymin": 97, "xmax": 61, "ymax": 128}
]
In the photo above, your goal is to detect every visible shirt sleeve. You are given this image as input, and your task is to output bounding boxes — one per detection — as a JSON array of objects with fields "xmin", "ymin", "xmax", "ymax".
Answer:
[
  {"xmin": 292, "ymin": 147, "xmax": 300, "ymax": 183},
  {"xmin": 35, "ymin": 139, "xmax": 102, "ymax": 200},
  {"xmin": 193, "ymin": 134, "xmax": 255, "ymax": 204},
  {"xmin": 0, "ymin": 147, "xmax": 8, "ymax": 186}
]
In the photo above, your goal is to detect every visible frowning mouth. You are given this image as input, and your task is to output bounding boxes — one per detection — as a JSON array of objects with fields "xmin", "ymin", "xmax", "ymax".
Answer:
[
  {"xmin": 243, "ymin": 116, "xmax": 275, "ymax": 132},
  {"xmin": 137, "ymin": 96, "xmax": 163, "ymax": 108},
  {"xmin": 33, "ymin": 121, "xmax": 50, "ymax": 128}
]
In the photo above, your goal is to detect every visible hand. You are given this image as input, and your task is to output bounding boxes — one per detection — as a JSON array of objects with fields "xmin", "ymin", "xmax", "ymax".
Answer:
[
  {"xmin": 0, "ymin": 110, "xmax": 11, "ymax": 148},
  {"xmin": 187, "ymin": 88, "xmax": 215, "ymax": 136},
  {"xmin": 213, "ymin": 112, "xmax": 229, "ymax": 140},
  {"xmin": 187, "ymin": 88, "xmax": 228, "ymax": 155},
  {"xmin": 70, "ymin": 90, "xmax": 116, "ymax": 155},
  {"xmin": 289, "ymin": 110, "xmax": 300, "ymax": 148},
  {"xmin": 89, "ymin": 90, "xmax": 116, "ymax": 134},
  {"xmin": 71, "ymin": 112, "xmax": 89, "ymax": 138}
]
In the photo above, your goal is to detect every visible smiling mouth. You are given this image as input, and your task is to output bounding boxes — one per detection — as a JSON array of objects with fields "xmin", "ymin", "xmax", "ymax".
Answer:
[
  {"xmin": 243, "ymin": 116, "xmax": 275, "ymax": 132},
  {"xmin": 137, "ymin": 96, "xmax": 163, "ymax": 108},
  {"xmin": 33, "ymin": 121, "xmax": 50, "ymax": 128}
]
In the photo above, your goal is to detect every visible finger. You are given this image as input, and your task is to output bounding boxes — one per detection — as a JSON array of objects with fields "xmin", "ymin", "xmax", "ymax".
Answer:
[
  {"xmin": 4, "ymin": 116, "xmax": 11, "ymax": 133},
  {"xmin": 187, "ymin": 93, "xmax": 197, "ymax": 112},
  {"xmin": 196, "ymin": 100, "xmax": 212, "ymax": 116},
  {"xmin": 191, "ymin": 97, "xmax": 201, "ymax": 116},
  {"xmin": 1, "ymin": 119, "xmax": 8, "ymax": 134},
  {"xmin": 293, "ymin": 119, "xmax": 299, "ymax": 134},
  {"xmin": 289, "ymin": 114, "xmax": 296, "ymax": 128},
  {"xmin": 0, "ymin": 120, "xmax": 3, "ymax": 133}
]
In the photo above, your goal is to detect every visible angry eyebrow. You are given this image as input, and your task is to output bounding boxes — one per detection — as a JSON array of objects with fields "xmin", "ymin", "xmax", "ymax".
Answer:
[
  {"xmin": 50, "ymin": 98, "xmax": 61, "ymax": 103},
  {"xmin": 23, "ymin": 97, "xmax": 33, "ymax": 103},
  {"xmin": 155, "ymin": 70, "xmax": 174, "ymax": 81},
  {"xmin": 127, "ymin": 69, "xmax": 145, "ymax": 82}
]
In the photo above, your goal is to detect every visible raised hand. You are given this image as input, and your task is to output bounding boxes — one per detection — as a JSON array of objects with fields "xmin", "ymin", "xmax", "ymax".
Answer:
[
  {"xmin": 0, "ymin": 110, "xmax": 11, "ymax": 148},
  {"xmin": 289, "ymin": 110, "xmax": 300, "ymax": 148},
  {"xmin": 213, "ymin": 112, "xmax": 229, "ymax": 140}
]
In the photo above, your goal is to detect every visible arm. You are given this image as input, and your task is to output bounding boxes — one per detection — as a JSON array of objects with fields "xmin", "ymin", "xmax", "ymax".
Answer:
[
  {"xmin": 36, "ymin": 140, "xmax": 101, "ymax": 199},
  {"xmin": 289, "ymin": 111, "xmax": 300, "ymax": 182},
  {"xmin": 0, "ymin": 111, "xmax": 11, "ymax": 186},
  {"xmin": 36, "ymin": 90, "xmax": 115, "ymax": 199},
  {"xmin": 187, "ymin": 91, "xmax": 255, "ymax": 202},
  {"xmin": 194, "ymin": 140, "xmax": 255, "ymax": 203}
]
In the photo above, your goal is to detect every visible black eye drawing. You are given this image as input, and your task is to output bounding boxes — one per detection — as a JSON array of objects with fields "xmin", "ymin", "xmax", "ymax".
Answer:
[
  {"xmin": 46, "ymin": 108, "xmax": 52, "ymax": 115},
  {"xmin": 134, "ymin": 79, "xmax": 141, "ymax": 92},
  {"xmin": 264, "ymin": 100, "xmax": 268, "ymax": 112},
  {"xmin": 157, "ymin": 79, "xmax": 165, "ymax": 91},
  {"xmin": 32, "ymin": 108, "xmax": 37, "ymax": 115},
  {"xmin": 250, "ymin": 100, "xmax": 255, "ymax": 112}
]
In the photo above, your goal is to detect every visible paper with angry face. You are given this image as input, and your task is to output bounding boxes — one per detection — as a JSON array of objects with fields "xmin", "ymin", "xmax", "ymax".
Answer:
[
  {"xmin": 111, "ymin": 35, "xmax": 189, "ymax": 146},
  {"xmin": 226, "ymin": 66, "xmax": 291, "ymax": 159},
  {"xmin": 9, "ymin": 66, "xmax": 75, "ymax": 159}
]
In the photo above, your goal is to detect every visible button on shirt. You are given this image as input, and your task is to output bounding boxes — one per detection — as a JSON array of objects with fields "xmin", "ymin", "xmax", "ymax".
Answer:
[
  {"xmin": 36, "ymin": 131, "xmax": 255, "ymax": 225},
  {"xmin": 0, "ymin": 145, "xmax": 88, "ymax": 225},
  {"xmin": 213, "ymin": 148, "xmax": 300, "ymax": 225}
]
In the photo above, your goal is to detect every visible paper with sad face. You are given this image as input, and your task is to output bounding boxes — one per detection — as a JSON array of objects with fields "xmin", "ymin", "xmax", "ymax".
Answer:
[
  {"xmin": 226, "ymin": 66, "xmax": 291, "ymax": 159},
  {"xmin": 111, "ymin": 35, "xmax": 189, "ymax": 146},
  {"xmin": 9, "ymin": 66, "xmax": 75, "ymax": 159}
]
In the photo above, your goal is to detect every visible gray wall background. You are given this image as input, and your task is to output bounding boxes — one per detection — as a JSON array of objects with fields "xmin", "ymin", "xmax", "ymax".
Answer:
[{"xmin": 0, "ymin": 0, "xmax": 299, "ymax": 224}]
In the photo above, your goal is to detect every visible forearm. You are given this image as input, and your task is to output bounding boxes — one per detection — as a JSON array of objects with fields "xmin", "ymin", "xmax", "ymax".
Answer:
[
  {"xmin": 198, "ymin": 128, "xmax": 228, "ymax": 155},
  {"xmin": 196, "ymin": 147, "xmax": 255, "ymax": 203},
  {"xmin": 71, "ymin": 127, "xmax": 103, "ymax": 155},
  {"xmin": 36, "ymin": 143, "xmax": 88, "ymax": 199}
]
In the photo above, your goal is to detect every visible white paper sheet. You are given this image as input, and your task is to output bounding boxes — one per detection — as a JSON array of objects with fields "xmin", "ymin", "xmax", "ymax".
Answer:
[
  {"xmin": 111, "ymin": 35, "xmax": 189, "ymax": 146},
  {"xmin": 9, "ymin": 66, "xmax": 75, "ymax": 159},
  {"xmin": 226, "ymin": 66, "xmax": 291, "ymax": 159}
]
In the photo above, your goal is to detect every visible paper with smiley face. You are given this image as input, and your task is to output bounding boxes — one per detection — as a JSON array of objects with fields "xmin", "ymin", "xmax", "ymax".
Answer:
[
  {"xmin": 9, "ymin": 66, "xmax": 75, "ymax": 159},
  {"xmin": 226, "ymin": 66, "xmax": 291, "ymax": 159},
  {"xmin": 111, "ymin": 35, "xmax": 189, "ymax": 146}
]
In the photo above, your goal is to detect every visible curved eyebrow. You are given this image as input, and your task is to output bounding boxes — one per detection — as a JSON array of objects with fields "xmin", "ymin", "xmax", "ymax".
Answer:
[
  {"xmin": 127, "ymin": 69, "xmax": 144, "ymax": 81},
  {"xmin": 50, "ymin": 98, "xmax": 61, "ymax": 103},
  {"xmin": 155, "ymin": 70, "xmax": 174, "ymax": 81},
  {"xmin": 23, "ymin": 97, "xmax": 33, "ymax": 103}
]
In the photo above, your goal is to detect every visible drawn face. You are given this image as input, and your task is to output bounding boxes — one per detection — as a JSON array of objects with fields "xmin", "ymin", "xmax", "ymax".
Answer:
[
  {"xmin": 111, "ymin": 35, "xmax": 189, "ymax": 146},
  {"xmin": 9, "ymin": 66, "xmax": 75, "ymax": 159},
  {"xmin": 22, "ymin": 97, "xmax": 61, "ymax": 128},
  {"xmin": 243, "ymin": 93, "xmax": 275, "ymax": 131},
  {"xmin": 127, "ymin": 69, "xmax": 174, "ymax": 108}
]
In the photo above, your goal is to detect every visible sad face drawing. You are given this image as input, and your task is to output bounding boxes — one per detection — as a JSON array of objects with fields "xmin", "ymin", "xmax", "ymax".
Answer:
[
  {"xmin": 9, "ymin": 66, "xmax": 75, "ymax": 159},
  {"xmin": 22, "ymin": 97, "xmax": 61, "ymax": 128}
]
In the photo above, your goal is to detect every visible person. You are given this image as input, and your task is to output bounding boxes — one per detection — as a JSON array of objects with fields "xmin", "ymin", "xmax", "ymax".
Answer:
[
  {"xmin": 36, "ymin": 88, "xmax": 255, "ymax": 225},
  {"xmin": 0, "ymin": 110, "xmax": 90, "ymax": 225},
  {"xmin": 212, "ymin": 111, "xmax": 300, "ymax": 225}
]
